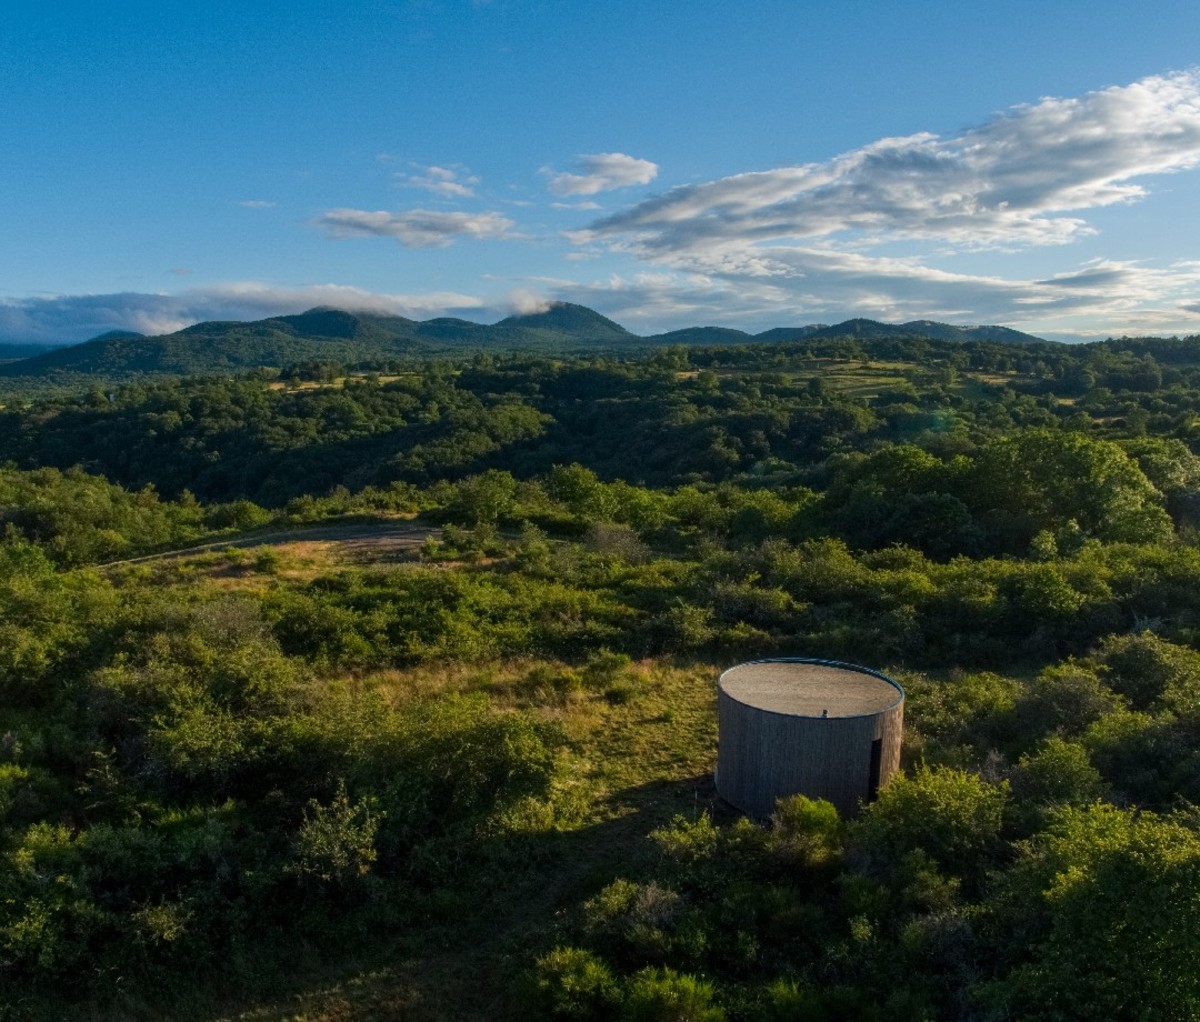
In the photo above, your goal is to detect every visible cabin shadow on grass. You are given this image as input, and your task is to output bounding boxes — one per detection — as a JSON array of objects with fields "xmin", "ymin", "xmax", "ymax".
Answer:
[{"xmin": 208, "ymin": 774, "xmax": 724, "ymax": 1022}]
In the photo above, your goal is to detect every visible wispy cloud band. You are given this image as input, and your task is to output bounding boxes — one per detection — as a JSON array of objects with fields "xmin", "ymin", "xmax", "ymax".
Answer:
[
  {"xmin": 580, "ymin": 71, "xmax": 1200, "ymax": 254},
  {"xmin": 398, "ymin": 164, "xmax": 480, "ymax": 198},
  {"xmin": 315, "ymin": 208, "xmax": 514, "ymax": 247},
  {"xmin": 544, "ymin": 152, "xmax": 658, "ymax": 196}
]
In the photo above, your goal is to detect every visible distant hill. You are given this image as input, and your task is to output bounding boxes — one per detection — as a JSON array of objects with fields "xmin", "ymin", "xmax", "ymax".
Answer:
[
  {"xmin": 0, "ymin": 302, "xmax": 646, "ymax": 382},
  {"xmin": 774, "ymin": 318, "xmax": 1051, "ymax": 345},
  {"xmin": 804, "ymin": 319, "xmax": 915, "ymax": 341},
  {"xmin": 899, "ymin": 320, "xmax": 1047, "ymax": 345},
  {"xmin": 0, "ymin": 303, "xmax": 1053, "ymax": 383},
  {"xmin": 0, "ymin": 342, "xmax": 61, "ymax": 362},
  {"xmin": 754, "ymin": 326, "xmax": 827, "ymax": 343},
  {"xmin": 412, "ymin": 317, "xmax": 493, "ymax": 344},
  {"xmin": 626, "ymin": 315, "xmax": 1050, "ymax": 348},
  {"xmin": 495, "ymin": 302, "xmax": 633, "ymax": 342},
  {"xmin": 407, "ymin": 304, "xmax": 634, "ymax": 350},
  {"xmin": 0, "ymin": 310, "xmax": 426, "ymax": 379},
  {"xmin": 87, "ymin": 329, "xmax": 145, "ymax": 343},
  {"xmin": 268, "ymin": 308, "xmax": 411, "ymax": 340},
  {"xmin": 644, "ymin": 326, "xmax": 754, "ymax": 346}
]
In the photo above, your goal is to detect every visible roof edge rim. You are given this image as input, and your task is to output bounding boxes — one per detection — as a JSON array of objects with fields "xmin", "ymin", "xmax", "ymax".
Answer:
[{"xmin": 718, "ymin": 657, "xmax": 905, "ymax": 719}]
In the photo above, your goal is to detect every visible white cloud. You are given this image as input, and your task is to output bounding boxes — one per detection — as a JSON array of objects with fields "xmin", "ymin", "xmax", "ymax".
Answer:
[
  {"xmin": 398, "ymin": 164, "xmax": 480, "ymax": 198},
  {"xmin": 544, "ymin": 152, "xmax": 658, "ymax": 196},
  {"xmin": 314, "ymin": 208, "xmax": 515, "ymax": 247},
  {"xmin": 0, "ymin": 284, "xmax": 492, "ymax": 345},
  {"xmin": 505, "ymin": 289, "xmax": 554, "ymax": 315},
  {"xmin": 545, "ymin": 71, "xmax": 1200, "ymax": 336},
  {"xmin": 540, "ymin": 273, "xmax": 790, "ymax": 330},
  {"xmin": 581, "ymin": 71, "xmax": 1200, "ymax": 255},
  {"xmin": 551, "ymin": 200, "xmax": 603, "ymax": 211},
  {"xmin": 237, "ymin": 199, "xmax": 277, "ymax": 208},
  {"xmin": 3, "ymin": 258, "xmax": 1198, "ymax": 347},
  {"xmin": 11, "ymin": 73, "xmax": 1200, "ymax": 348},
  {"xmin": 516, "ymin": 249, "xmax": 1200, "ymax": 337}
]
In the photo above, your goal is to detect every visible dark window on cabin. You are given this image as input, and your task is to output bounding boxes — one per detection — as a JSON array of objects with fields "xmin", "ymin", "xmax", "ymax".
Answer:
[{"xmin": 867, "ymin": 738, "xmax": 883, "ymax": 801}]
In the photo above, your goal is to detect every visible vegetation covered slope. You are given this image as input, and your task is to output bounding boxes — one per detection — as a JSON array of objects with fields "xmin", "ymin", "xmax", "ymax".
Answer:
[
  {"xmin": 0, "ymin": 308, "xmax": 425, "ymax": 378},
  {"xmin": 0, "ymin": 304, "xmax": 1053, "ymax": 388},
  {"xmin": 5, "ymin": 332, "xmax": 1200, "ymax": 1020},
  {"xmin": 0, "ymin": 342, "xmax": 62, "ymax": 362},
  {"xmin": 494, "ymin": 302, "xmax": 635, "ymax": 342}
]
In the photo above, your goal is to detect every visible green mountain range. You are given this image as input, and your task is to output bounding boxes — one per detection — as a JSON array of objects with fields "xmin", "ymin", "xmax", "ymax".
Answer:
[
  {"xmin": 0, "ymin": 342, "xmax": 62, "ymax": 362},
  {"xmin": 0, "ymin": 303, "xmax": 1050, "ymax": 381}
]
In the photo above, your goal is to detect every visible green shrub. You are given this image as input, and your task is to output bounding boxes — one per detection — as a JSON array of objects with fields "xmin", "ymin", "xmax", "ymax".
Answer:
[
  {"xmin": 622, "ymin": 966, "xmax": 724, "ymax": 1022},
  {"xmin": 850, "ymin": 765, "xmax": 1009, "ymax": 888},
  {"xmin": 253, "ymin": 545, "xmax": 282, "ymax": 573},
  {"xmin": 1010, "ymin": 737, "xmax": 1108, "ymax": 810},
  {"xmin": 204, "ymin": 499, "xmax": 272, "ymax": 531},
  {"xmin": 288, "ymin": 781, "xmax": 381, "ymax": 886},
  {"xmin": 584, "ymin": 879, "xmax": 684, "ymax": 962},
  {"xmin": 987, "ymin": 804, "xmax": 1200, "ymax": 1020},
  {"xmin": 1096, "ymin": 631, "xmax": 1200, "ymax": 714},
  {"xmin": 523, "ymin": 663, "xmax": 583, "ymax": 704},
  {"xmin": 769, "ymin": 795, "xmax": 843, "ymax": 870},
  {"xmin": 533, "ymin": 946, "xmax": 620, "ymax": 1021}
]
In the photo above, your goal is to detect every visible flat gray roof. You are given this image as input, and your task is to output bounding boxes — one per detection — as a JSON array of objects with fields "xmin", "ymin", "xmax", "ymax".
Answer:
[{"xmin": 719, "ymin": 660, "xmax": 902, "ymax": 718}]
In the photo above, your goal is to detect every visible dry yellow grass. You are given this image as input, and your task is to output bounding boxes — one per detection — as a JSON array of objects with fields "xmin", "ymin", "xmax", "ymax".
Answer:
[{"xmin": 265, "ymin": 374, "xmax": 410, "ymax": 393}]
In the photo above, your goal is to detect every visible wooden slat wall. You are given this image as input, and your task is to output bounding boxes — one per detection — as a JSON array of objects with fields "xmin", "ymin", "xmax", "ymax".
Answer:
[{"xmin": 716, "ymin": 692, "xmax": 904, "ymax": 818}]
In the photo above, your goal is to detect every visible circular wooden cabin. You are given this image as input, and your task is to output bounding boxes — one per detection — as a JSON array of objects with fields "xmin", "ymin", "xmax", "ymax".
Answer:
[{"xmin": 715, "ymin": 659, "xmax": 904, "ymax": 818}]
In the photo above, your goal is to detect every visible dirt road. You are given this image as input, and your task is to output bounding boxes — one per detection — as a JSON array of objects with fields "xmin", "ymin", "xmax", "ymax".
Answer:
[{"xmin": 101, "ymin": 518, "xmax": 441, "ymax": 568}]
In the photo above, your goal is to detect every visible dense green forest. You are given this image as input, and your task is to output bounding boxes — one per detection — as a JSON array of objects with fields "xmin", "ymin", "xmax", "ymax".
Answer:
[
  {"xmin": 4, "ymin": 330, "xmax": 1200, "ymax": 1020},
  {"xmin": 0, "ymin": 305, "xmax": 1048, "ymax": 397}
]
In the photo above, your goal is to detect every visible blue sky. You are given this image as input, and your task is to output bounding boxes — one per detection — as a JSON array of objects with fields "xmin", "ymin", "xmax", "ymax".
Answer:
[{"xmin": 3, "ymin": 0, "xmax": 1200, "ymax": 343}]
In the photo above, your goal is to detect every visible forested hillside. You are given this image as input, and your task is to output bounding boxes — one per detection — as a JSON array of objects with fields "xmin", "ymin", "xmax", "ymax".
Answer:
[
  {"xmin": 3, "ymin": 332, "xmax": 1200, "ymax": 1020},
  {"xmin": 0, "ymin": 303, "xmax": 1051, "ymax": 393}
]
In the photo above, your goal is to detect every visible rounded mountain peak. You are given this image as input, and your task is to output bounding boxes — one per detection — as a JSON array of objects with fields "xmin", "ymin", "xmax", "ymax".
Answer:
[{"xmin": 496, "ymin": 302, "xmax": 631, "ymax": 338}]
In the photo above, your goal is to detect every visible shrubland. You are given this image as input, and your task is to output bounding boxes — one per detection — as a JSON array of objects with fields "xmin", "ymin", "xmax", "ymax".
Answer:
[{"xmin": 2, "ymin": 335, "xmax": 1200, "ymax": 1019}]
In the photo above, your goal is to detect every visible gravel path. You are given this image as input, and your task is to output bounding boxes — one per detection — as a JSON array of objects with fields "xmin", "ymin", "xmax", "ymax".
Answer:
[{"xmin": 100, "ymin": 519, "xmax": 440, "ymax": 567}]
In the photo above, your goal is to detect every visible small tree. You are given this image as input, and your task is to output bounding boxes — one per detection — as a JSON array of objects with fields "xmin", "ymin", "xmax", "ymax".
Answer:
[
  {"xmin": 850, "ymin": 765, "xmax": 1008, "ymax": 888},
  {"xmin": 988, "ymin": 804, "xmax": 1200, "ymax": 1020},
  {"xmin": 289, "ymin": 780, "xmax": 380, "ymax": 886}
]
